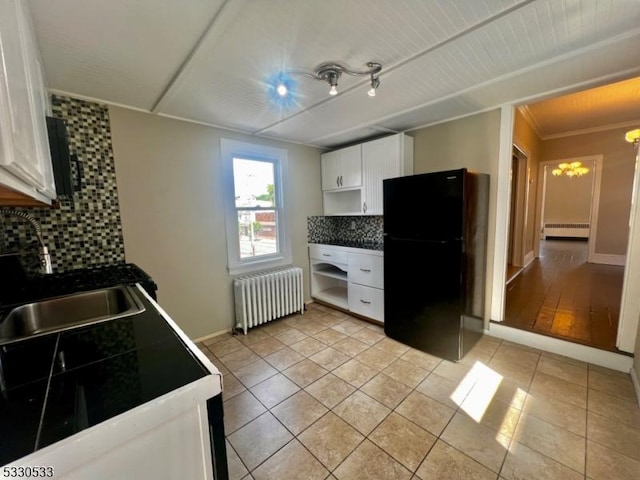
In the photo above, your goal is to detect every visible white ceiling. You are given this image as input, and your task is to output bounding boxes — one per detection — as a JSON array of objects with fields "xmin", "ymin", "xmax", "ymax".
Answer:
[{"xmin": 28, "ymin": 0, "xmax": 640, "ymax": 148}]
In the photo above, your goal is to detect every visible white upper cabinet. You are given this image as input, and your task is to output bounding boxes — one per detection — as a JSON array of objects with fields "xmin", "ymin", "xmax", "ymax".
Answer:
[
  {"xmin": 0, "ymin": 0, "xmax": 56, "ymax": 203},
  {"xmin": 321, "ymin": 144, "xmax": 362, "ymax": 191},
  {"xmin": 361, "ymin": 133, "xmax": 414, "ymax": 215},
  {"xmin": 321, "ymin": 134, "xmax": 413, "ymax": 216}
]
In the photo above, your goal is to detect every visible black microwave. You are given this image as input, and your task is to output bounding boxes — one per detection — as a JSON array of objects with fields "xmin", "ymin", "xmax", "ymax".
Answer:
[{"xmin": 46, "ymin": 116, "xmax": 75, "ymax": 197}]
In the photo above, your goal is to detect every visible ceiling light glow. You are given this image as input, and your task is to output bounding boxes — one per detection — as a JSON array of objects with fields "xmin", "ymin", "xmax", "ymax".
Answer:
[
  {"xmin": 551, "ymin": 161, "xmax": 589, "ymax": 177},
  {"xmin": 266, "ymin": 71, "xmax": 297, "ymax": 109},
  {"xmin": 276, "ymin": 83, "xmax": 288, "ymax": 96},
  {"xmin": 625, "ymin": 128, "xmax": 640, "ymax": 146}
]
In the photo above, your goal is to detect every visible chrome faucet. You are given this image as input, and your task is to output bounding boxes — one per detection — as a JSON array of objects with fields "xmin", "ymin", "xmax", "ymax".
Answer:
[{"xmin": 1, "ymin": 209, "xmax": 52, "ymax": 274}]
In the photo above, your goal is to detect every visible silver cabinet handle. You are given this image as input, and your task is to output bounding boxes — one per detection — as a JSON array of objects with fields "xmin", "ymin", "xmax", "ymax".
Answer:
[
  {"xmin": 336, "ymin": 176, "xmax": 340, "ymax": 187},
  {"xmin": 360, "ymin": 268, "xmax": 371, "ymax": 272},
  {"xmin": 339, "ymin": 175, "xmax": 343, "ymax": 186},
  {"xmin": 360, "ymin": 299, "xmax": 371, "ymax": 304},
  {"xmin": 363, "ymin": 202, "xmax": 367, "ymax": 213}
]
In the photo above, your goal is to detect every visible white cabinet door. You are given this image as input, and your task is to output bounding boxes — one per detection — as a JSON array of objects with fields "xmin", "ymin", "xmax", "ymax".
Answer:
[
  {"xmin": 321, "ymin": 150, "xmax": 339, "ymax": 190},
  {"xmin": 337, "ymin": 144, "xmax": 362, "ymax": 189},
  {"xmin": 19, "ymin": 0, "xmax": 55, "ymax": 198},
  {"xmin": 0, "ymin": 0, "xmax": 55, "ymax": 200},
  {"xmin": 321, "ymin": 144, "xmax": 362, "ymax": 191},
  {"xmin": 362, "ymin": 134, "xmax": 413, "ymax": 215}
]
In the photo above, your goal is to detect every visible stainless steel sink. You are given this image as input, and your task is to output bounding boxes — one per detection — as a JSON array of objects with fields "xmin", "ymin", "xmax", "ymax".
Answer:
[{"xmin": 0, "ymin": 286, "xmax": 145, "ymax": 345}]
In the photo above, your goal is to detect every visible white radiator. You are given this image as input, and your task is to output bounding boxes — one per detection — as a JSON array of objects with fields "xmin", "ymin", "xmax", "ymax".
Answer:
[
  {"xmin": 543, "ymin": 222, "xmax": 590, "ymax": 238},
  {"xmin": 234, "ymin": 267, "xmax": 304, "ymax": 334}
]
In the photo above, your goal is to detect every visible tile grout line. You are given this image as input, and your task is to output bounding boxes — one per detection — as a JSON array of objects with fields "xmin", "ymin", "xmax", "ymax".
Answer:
[
  {"xmin": 214, "ymin": 308, "xmax": 640, "ymax": 480},
  {"xmin": 496, "ymin": 343, "xmax": 540, "ymax": 478},
  {"xmin": 265, "ymin": 321, "xmax": 494, "ymax": 477},
  {"xmin": 231, "ymin": 316, "xmax": 425, "ymax": 476},
  {"xmin": 239, "ymin": 317, "xmax": 368, "ymax": 476}
]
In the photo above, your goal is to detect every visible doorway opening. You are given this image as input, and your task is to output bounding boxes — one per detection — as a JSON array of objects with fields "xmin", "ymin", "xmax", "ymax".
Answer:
[
  {"xmin": 503, "ymin": 153, "xmax": 627, "ymax": 351},
  {"xmin": 506, "ymin": 146, "xmax": 529, "ymax": 284}
]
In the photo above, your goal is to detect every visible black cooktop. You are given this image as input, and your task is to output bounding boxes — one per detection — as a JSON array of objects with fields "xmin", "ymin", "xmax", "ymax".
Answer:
[{"xmin": 0, "ymin": 290, "xmax": 208, "ymax": 466}]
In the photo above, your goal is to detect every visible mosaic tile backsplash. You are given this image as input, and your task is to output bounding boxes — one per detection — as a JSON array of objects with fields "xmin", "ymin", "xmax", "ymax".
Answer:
[
  {"xmin": 0, "ymin": 95, "xmax": 125, "ymax": 274},
  {"xmin": 307, "ymin": 216, "xmax": 383, "ymax": 246}
]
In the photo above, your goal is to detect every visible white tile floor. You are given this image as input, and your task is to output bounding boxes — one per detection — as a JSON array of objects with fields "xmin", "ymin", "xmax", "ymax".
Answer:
[{"xmin": 198, "ymin": 303, "xmax": 640, "ymax": 480}]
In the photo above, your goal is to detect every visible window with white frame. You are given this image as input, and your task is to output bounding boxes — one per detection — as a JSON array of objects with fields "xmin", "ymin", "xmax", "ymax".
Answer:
[{"xmin": 221, "ymin": 139, "xmax": 291, "ymax": 275}]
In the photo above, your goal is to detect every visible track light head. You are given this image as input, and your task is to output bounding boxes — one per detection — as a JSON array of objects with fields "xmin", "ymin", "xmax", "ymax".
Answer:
[{"xmin": 368, "ymin": 75, "xmax": 380, "ymax": 96}]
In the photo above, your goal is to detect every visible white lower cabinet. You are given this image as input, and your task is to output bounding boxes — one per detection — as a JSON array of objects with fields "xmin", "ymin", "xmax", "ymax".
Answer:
[
  {"xmin": 309, "ymin": 244, "xmax": 349, "ymax": 310},
  {"xmin": 309, "ymin": 244, "xmax": 384, "ymax": 322}
]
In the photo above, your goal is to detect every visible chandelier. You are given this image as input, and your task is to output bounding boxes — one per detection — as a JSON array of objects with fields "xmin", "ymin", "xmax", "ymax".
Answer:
[
  {"xmin": 552, "ymin": 161, "xmax": 589, "ymax": 177},
  {"xmin": 625, "ymin": 128, "xmax": 640, "ymax": 147}
]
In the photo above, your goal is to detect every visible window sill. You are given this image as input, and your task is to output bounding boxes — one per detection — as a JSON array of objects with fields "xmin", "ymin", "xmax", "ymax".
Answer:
[{"xmin": 228, "ymin": 255, "xmax": 293, "ymax": 276}]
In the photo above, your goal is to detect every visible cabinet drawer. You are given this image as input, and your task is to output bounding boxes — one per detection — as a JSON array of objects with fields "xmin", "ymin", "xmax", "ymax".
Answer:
[
  {"xmin": 309, "ymin": 245, "xmax": 347, "ymax": 265},
  {"xmin": 348, "ymin": 283, "xmax": 384, "ymax": 322},
  {"xmin": 348, "ymin": 252, "xmax": 383, "ymax": 289}
]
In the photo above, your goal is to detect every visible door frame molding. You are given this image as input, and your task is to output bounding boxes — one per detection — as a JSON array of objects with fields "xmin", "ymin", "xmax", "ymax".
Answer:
[
  {"xmin": 510, "ymin": 144, "xmax": 531, "ymax": 267},
  {"xmin": 617, "ymin": 143, "xmax": 640, "ymax": 352},
  {"xmin": 490, "ymin": 105, "xmax": 515, "ymax": 323}
]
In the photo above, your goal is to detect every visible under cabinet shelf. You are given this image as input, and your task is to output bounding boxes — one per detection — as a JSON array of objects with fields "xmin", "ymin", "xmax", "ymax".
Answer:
[
  {"xmin": 313, "ymin": 286, "xmax": 348, "ymax": 310},
  {"xmin": 312, "ymin": 265, "xmax": 347, "ymax": 281}
]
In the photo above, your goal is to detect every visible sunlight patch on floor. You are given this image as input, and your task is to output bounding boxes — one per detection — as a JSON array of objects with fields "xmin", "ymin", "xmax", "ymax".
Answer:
[
  {"xmin": 449, "ymin": 361, "xmax": 531, "ymax": 449},
  {"xmin": 452, "ymin": 361, "xmax": 502, "ymax": 420}
]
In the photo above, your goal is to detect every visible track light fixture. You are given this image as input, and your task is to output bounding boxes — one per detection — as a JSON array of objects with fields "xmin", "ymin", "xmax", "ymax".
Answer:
[{"xmin": 276, "ymin": 61, "xmax": 382, "ymax": 97}]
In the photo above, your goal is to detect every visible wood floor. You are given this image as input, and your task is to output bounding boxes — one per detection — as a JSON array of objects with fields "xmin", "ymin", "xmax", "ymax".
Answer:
[{"xmin": 503, "ymin": 239, "xmax": 624, "ymax": 352}]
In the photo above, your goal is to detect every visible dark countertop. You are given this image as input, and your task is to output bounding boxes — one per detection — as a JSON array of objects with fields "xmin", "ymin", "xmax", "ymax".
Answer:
[
  {"xmin": 309, "ymin": 239, "xmax": 383, "ymax": 251},
  {"xmin": 0, "ymin": 285, "xmax": 210, "ymax": 466},
  {"xmin": 0, "ymin": 263, "xmax": 158, "ymax": 311}
]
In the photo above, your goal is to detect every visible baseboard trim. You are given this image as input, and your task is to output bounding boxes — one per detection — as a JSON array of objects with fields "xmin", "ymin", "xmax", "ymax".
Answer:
[
  {"xmin": 487, "ymin": 323, "xmax": 633, "ymax": 372},
  {"xmin": 631, "ymin": 367, "xmax": 640, "ymax": 407},
  {"xmin": 589, "ymin": 253, "xmax": 626, "ymax": 266},
  {"xmin": 194, "ymin": 329, "xmax": 232, "ymax": 344},
  {"xmin": 523, "ymin": 250, "xmax": 535, "ymax": 267}
]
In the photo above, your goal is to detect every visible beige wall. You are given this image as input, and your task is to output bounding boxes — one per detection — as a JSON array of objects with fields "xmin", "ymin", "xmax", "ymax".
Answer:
[
  {"xmin": 541, "ymin": 128, "xmax": 636, "ymax": 256},
  {"xmin": 543, "ymin": 165, "xmax": 594, "ymax": 223},
  {"xmin": 109, "ymin": 107, "xmax": 322, "ymax": 339},
  {"xmin": 513, "ymin": 109, "xmax": 543, "ymax": 258},
  {"xmin": 410, "ymin": 109, "xmax": 502, "ymax": 322},
  {"xmin": 636, "ymin": 322, "xmax": 640, "ymax": 375}
]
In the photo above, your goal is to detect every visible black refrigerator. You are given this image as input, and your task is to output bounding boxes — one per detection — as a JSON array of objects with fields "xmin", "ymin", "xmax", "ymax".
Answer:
[{"xmin": 383, "ymin": 169, "xmax": 489, "ymax": 362}]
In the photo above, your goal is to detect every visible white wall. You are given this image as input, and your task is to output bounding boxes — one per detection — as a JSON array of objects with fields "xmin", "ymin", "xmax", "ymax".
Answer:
[{"xmin": 109, "ymin": 107, "xmax": 322, "ymax": 339}]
